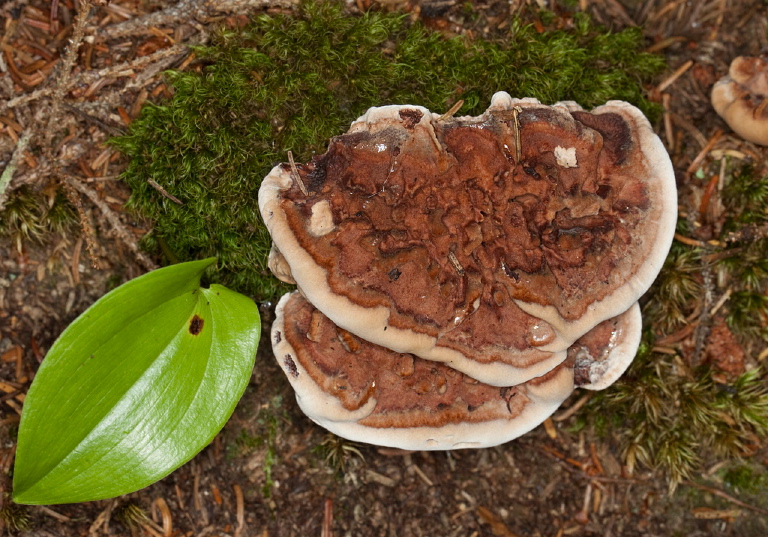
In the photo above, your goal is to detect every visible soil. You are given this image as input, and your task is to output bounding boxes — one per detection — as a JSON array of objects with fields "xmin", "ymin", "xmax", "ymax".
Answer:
[{"xmin": 2, "ymin": 0, "xmax": 768, "ymax": 536}]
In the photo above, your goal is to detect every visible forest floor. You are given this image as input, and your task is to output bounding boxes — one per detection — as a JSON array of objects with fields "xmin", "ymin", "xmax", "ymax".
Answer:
[{"xmin": 1, "ymin": 0, "xmax": 768, "ymax": 536}]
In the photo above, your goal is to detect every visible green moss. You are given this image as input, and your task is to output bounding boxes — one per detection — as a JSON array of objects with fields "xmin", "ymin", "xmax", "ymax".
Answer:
[
  {"xmin": 583, "ymin": 161, "xmax": 768, "ymax": 491},
  {"xmin": 0, "ymin": 186, "xmax": 44, "ymax": 248},
  {"xmin": 113, "ymin": 502, "xmax": 149, "ymax": 529},
  {"xmin": 717, "ymin": 165, "xmax": 768, "ymax": 339},
  {"xmin": 225, "ymin": 394, "xmax": 287, "ymax": 498},
  {"xmin": 0, "ymin": 185, "xmax": 78, "ymax": 250},
  {"xmin": 643, "ymin": 243, "xmax": 702, "ymax": 334},
  {"xmin": 313, "ymin": 433, "xmax": 365, "ymax": 474},
  {"xmin": 589, "ymin": 353, "xmax": 768, "ymax": 491},
  {"xmin": 722, "ymin": 462, "xmax": 768, "ymax": 495},
  {"xmin": 113, "ymin": 0, "xmax": 664, "ymax": 300},
  {"xmin": 721, "ymin": 164, "xmax": 768, "ymax": 226},
  {"xmin": 0, "ymin": 500, "xmax": 30, "ymax": 532}
]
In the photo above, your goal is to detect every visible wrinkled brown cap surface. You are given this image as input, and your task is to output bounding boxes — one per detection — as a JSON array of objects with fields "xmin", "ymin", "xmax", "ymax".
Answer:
[
  {"xmin": 712, "ymin": 55, "xmax": 768, "ymax": 146},
  {"xmin": 272, "ymin": 291, "xmax": 575, "ymax": 450},
  {"xmin": 259, "ymin": 93, "xmax": 676, "ymax": 386}
]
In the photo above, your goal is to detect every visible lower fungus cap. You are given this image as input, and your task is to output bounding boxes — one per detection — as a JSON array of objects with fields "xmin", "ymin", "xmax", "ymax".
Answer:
[
  {"xmin": 272, "ymin": 291, "xmax": 575, "ymax": 451},
  {"xmin": 259, "ymin": 93, "xmax": 676, "ymax": 387}
]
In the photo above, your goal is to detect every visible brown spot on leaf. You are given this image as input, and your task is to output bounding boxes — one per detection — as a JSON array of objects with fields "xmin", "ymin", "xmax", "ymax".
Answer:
[{"xmin": 189, "ymin": 315, "xmax": 204, "ymax": 335}]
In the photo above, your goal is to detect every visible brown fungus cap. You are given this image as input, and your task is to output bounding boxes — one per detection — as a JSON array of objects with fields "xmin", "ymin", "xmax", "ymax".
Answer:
[
  {"xmin": 711, "ymin": 55, "xmax": 768, "ymax": 146},
  {"xmin": 259, "ymin": 93, "xmax": 676, "ymax": 386},
  {"xmin": 272, "ymin": 291, "xmax": 575, "ymax": 451}
]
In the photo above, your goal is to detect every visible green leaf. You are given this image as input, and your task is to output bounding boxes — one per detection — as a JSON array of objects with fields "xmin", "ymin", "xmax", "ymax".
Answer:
[{"xmin": 12, "ymin": 258, "xmax": 260, "ymax": 505}]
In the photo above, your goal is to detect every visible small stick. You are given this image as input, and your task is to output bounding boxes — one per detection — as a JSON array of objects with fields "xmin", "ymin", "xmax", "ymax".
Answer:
[
  {"xmin": 233, "ymin": 484, "xmax": 245, "ymax": 537},
  {"xmin": 447, "ymin": 251, "xmax": 465, "ymax": 276},
  {"xmin": 148, "ymin": 179, "xmax": 184, "ymax": 205},
  {"xmin": 439, "ymin": 99, "xmax": 464, "ymax": 120},
  {"xmin": 2, "ymin": 43, "xmax": 190, "ymax": 112},
  {"xmin": 139, "ymin": 519, "xmax": 166, "ymax": 537},
  {"xmin": 175, "ymin": 484, "xmax": 185, "ymax": 510},
  {"xmin": 154, "ymin": 498, "xmax": 173, "ymax": 537},
  {"xmin": 94, "ymin": 0, "xmax": 293, "ymax": 41},
  {"xmin": 553, "ymin": 393, "xmax": 591, "ymax": 422},
  {"xmin": 71, "ymin": 237, "xmax": 83, "ymax": 285},
  {"xmin": 84, "ymin": 175, "xmax": 122, "ymax": 182},
  {"xmin": 62, "ymin": 180, "xmax": 102, "ymax": 270},
  {"xmin": 670, "ymin": 111, "xmax": 708, "ymax": 148},
  {"xmin": 287, "ymin": 150, "xmax": 308, "ymax": 196},
  {"xmin": 543, "ymin": 417, "xmax": 557, "ymax": 439},
  {"xmin": 45, "ymin": 0, "xmax": 93, "ymax": 159},
  {"xmin": 321, "ymin": 498, "xmax": 333, "ymax": 537},
  {"xmin": 656, "ymin": 59, "xmax": 694, "ymax": 93},
  {"xmin": 725, "ymin": 223, "xmax": 768, "ymax": 243},
  {"xmin": 663, "ymin": 93, "xmax": 674, "ymax": 151},
  {"xmin": 645, "ymin": 36, "xmax": 686, "ymax": 53},
  {"xmin": 63, "ymin": 103, "xmax": 125, "ymax": 137},
  {"xmin": 211, "ymin": 483, "xmax": 223, "ymax": 505},
  {"xmin": 674, "ymin": 233, "xmax": 707, "ymax": 248},
  {"xmin": 511, "ymin": 106, "xmax": 523, "ymax": 163},
  {"xmin": 589, "ymin": 443, "xmax": 604, "ymax": 476},
  {"xmin": 709, "ymin": 288, "xmax": 732, "ymax": 317},
  {"xmin": 411, "ymin": 463, "xmax": 435, "ymax": 486},
  {"xmin": 575, "ymin": 483, "xmax": 592, "ymax": 523},
  {"xmin": 682, "ymin": 480, "xmax": 768, "ymax": 516},
  {"xmin": 652, "ymin": 346, "xmax": 679, "ymax": 355},
  {"xmin": 686, "ymin": 129, "xmax": 723, "ymax": 175},
  {"xmin": 0, "ymin": 131, "xmax": 31, "ymax": 210},
  {"xmin": 692, "ymin": 246, "xmax": 715, "ymax": 366},
  {"xmin": 36, "ymin": 505, "xmax": 71, "ymax": 522},
  {"xmin": 193, "ymin": 471, "xmax": 202, "ymax": 511},
  {"xmin": 698, "ymin": 173, "xmax": 720, "ymax": 223},
  {"xmin": 708, "ymin": 0, "xmax": 727, "ymax": 40},
  {"xmin": 654, "ymin": 324, "xmax": 694, "ymax": 346}
]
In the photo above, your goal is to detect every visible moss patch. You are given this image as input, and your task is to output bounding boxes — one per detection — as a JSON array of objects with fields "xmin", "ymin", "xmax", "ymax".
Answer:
[
  {"xmin": 580, "ymin": 164, "xmax": 768, "ymax": 490},
  {"xmin": 0, "ymin": 185, "xmax": 78, "ymax": 252},
  {"xmin": 112, "ymin": 0, "xmax": 664, "ymax": 300}
]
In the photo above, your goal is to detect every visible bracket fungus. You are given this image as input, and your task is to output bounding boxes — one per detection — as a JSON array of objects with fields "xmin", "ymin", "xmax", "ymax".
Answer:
[
  {"xmin": 712, "ymin": 55, "xmax": 768, "ymax": 146},
  {"xmin": 259, "ymin": 92, "xmax": 676, "ymax": 449},
  {"xmin": 273, "ymin": 291, "xmax": 576, "ymax": 450}
]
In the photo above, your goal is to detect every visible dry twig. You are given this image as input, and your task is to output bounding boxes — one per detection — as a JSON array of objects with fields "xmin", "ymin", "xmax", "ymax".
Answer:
[
  {"xmin": 148, "ymin": 179, "xmax": 184, "ymax": 205},
  {"xmin": 95, "ymin": 0, "xmax": 296, "ymax": 40},
  {"xmin": 682, "ymin": 481, "xmax": 768, "ymax": 516},
  {"xmin": 656, "ymin": 60, "xmax": 694, "ymax": 93},
  {"xmin": 45, "ymin": 0, "xmax": 93, "ymax": 162},
  {"xmin": 61, "ymin": 179, "xmax": 102, "ymax": 270},
  {"xmin": 553, "ymin": 393, "xmax": 592, "ymax": 422},
  {"xmin": 62, "ymin": 174, "xmax": 158, "ymax": 271},
  {"xmin": 154, "ymin": 497, "xmax": 173, "ymax": 537},
  {"xmin": 233, "ymin": 484, "xmax": 245, "ymax": 537},
  {"xmin": 321, "ymin": 498, "xmax": 333, "ymax": 537},
  {"xmin": 0, "ymin": 130, "xmax": 31, "ymax": 210},
  {"xmin": 2, "ymin": 43, "xmax": 192, "ymax": 113},
  {"xmin": 287, "ymin": 150, "xmax": 308, "ymax": 196}
]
